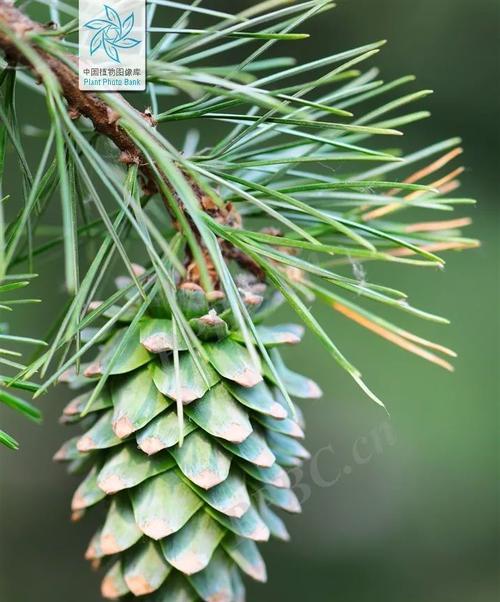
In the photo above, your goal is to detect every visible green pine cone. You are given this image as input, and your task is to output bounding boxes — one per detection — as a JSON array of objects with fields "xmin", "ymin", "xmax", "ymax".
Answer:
[{"xmin": 55, "ymin": 279, "xmax": 320, "ymax": 601}]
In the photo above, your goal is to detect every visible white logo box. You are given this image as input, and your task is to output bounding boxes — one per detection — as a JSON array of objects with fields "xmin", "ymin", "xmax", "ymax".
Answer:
[{"xmin": 79, "ymin": 0, "xmax": 146, "ymax": 91}]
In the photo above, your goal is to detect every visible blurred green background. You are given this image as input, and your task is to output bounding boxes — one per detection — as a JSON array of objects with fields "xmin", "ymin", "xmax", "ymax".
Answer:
[{"xmin": 0, "ymin": 0, "xmax": 498, "ymax": 600}]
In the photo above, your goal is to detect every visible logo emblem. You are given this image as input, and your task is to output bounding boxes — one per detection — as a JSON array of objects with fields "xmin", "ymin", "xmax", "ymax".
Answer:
[{"xmin": 84, "ymin": 4, "xmax": 140, "ymax": 64}]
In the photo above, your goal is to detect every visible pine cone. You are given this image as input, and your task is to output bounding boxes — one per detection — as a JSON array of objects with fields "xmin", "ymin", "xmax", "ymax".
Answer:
[{"xmin": 56, "ymin": 280, "xmax": 321, "ymax": 601}]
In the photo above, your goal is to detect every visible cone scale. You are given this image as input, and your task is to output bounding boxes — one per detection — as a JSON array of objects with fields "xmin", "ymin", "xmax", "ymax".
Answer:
[{"xmin": 56, "ymin": 281, "xmax": 320, "ymax": 601}]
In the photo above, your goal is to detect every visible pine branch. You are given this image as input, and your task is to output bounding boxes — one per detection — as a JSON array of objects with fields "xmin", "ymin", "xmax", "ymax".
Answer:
[
  {"xmin": 0, "ymin": 1, "xmax": 478, "ymax": 423},
  {"xmin": 0, "ymin": 1, "xmax": 478, "ymax": 598},
  {"xmin": 0, "ymin": 0, "xmax": 264, "ymax": 282},
  {"xmin": 0, "ymin": 1, "xmax": 153, "ymax": 185}
]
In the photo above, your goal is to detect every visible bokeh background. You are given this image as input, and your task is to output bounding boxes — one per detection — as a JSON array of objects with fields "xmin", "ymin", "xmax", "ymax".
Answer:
[{"xmin": 0, "ymin": 0, "xmax": 498, "ymax": 600}]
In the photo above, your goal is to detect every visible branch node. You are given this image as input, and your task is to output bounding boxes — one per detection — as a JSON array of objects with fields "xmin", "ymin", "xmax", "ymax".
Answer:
[
  {"xmin": 119, "ymin": 150, "xmax": 140, "ymax": 166},
  {"xmin": 106, "ymin": 107, "xmax": 121, "ymax": 126},
  {"xmin": 143, "ymin": 107, "xmax": 157, "ymax": 127},
  {"xmin": 67, "ymin": 105, "xmax": 81, "ymax": 120}
]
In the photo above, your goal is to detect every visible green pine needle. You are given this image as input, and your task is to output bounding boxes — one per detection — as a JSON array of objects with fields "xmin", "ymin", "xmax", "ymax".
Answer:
[{"xmin": 0, "ymin": 0, "xmax": 477, "ymax": 449}]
